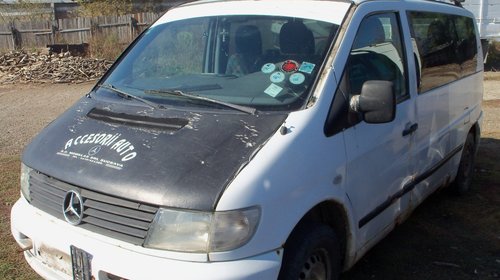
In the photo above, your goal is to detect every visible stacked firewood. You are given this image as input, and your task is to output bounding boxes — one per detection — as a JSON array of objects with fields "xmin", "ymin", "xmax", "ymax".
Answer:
[{"xmin": 0, "ymin": 50, "xmax": 113, "ymax": 84}]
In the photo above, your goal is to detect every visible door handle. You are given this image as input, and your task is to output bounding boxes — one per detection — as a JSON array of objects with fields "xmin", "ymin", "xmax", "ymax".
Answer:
[{"xmin": 402, "ymin": 123, "xmax": 418, "ymax": 137}]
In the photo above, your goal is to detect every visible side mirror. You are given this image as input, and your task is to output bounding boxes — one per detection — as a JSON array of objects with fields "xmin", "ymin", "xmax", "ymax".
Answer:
[{"xmin": 349, "ymin": 80, "xmax": 395, "ymax": 124}]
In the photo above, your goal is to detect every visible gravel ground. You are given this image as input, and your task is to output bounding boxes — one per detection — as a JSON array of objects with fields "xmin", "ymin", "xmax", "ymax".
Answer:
[{"xmin": 0, "ymin": 82, "xmax": 94, "ymax": 157}]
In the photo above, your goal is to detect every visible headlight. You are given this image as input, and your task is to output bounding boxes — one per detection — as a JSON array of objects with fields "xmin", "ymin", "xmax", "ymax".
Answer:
[
  {"xmin": 20, "ymin": 163, "xmax": 32, "ymax": 202},
  {"xmin": 145, "ymin": 207, "xmax": 260, "ymax": 253}
]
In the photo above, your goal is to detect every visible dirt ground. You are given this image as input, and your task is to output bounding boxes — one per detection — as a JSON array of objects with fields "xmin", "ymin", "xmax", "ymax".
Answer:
[
  {"xmin": 0, "ymin": 82, "xmax": 95, "ymax": 157},
  {"xmin": 0, "ymin": 75, "xmax": 498, "ymax": 279}
]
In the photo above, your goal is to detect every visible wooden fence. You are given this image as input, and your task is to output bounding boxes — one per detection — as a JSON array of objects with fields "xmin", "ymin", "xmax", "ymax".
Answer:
[{"xmin": 0, "ymin": 12, "xmax": 162, "ymax": 51}]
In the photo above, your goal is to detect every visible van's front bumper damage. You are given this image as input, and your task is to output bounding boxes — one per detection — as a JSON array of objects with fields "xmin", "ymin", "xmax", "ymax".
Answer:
[{"xmin": 11, "ymin": 198, "xmax": 282, "ymax": 280}]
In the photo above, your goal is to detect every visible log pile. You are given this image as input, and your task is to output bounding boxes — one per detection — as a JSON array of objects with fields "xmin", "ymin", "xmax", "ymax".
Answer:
[{"xmin": 0, "ymin": 50, "xmax": 113, "ymax": 84}]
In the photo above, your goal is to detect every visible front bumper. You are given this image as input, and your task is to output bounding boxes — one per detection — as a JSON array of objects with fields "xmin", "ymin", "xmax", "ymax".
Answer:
[{"xmin": 11, "ymin": 198, "xmax": 282, "ymax": 280}]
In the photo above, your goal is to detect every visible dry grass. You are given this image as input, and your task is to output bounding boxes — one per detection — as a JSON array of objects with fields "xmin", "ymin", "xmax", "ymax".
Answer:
[
  {"xmin": 88, "ymin": 32, "xmax": 127, "ymax": 61},
  {"xmin": 483, "ymin": 71, "xmax": 500, "ymax": 81},
  {"xmin": 0, "ymin": 156, "xmax": 40, "ymax": 280}
]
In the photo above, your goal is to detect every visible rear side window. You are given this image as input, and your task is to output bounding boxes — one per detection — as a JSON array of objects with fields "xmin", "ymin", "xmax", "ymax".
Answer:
[
  {"xmin": 408, "ymin": 12, "xmax": 478, "ymax": 93},
  {"xmin": 455, "ymin": 16, "xmax": 478, "ymax": 76}
]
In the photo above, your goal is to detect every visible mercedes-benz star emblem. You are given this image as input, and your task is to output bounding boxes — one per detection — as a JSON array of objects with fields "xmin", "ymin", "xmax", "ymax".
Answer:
[
  {"xmin": 88, "ymin": 145, "xmax": 102, "ymax": 156},
  {"xmin": 63, "ymin": 190, "xmax": 84, "ymax": 225}
]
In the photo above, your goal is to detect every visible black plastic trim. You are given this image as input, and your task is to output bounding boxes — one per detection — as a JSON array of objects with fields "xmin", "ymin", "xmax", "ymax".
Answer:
[{"xmin": 87, "ymin": 108, "xmax": 188, "ymax": 130}]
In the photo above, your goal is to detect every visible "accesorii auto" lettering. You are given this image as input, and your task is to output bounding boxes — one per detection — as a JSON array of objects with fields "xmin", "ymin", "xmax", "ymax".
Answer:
[{"xmin": 63, "ymin": 133, "xmax": 137, "ymax": 162}]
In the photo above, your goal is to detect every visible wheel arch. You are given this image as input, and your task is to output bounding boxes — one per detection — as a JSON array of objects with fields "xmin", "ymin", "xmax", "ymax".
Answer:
[{"xmin": 284, "ymin": 200, "xmax": 354, "ymax": 271}]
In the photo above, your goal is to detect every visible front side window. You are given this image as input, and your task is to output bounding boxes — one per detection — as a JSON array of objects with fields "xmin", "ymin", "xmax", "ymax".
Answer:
[
  {"xmin": 325, "ymin": 12, "xmax": 407, "ymax": 136},
  {"xmin": 100, "ymin": 15, "xmax": 339, "ymax": 112},
  {"xmin": 348, "ymin": 13, "xmax": 407, "ymax": 101}
]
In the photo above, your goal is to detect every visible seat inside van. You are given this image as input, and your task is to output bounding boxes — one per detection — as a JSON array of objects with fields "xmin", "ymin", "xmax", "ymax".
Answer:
[{"xmin": 226, "ymin": 25, "xmax": 263, "ymax": 76}]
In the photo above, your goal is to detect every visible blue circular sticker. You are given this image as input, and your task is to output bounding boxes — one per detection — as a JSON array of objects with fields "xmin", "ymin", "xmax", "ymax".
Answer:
[
  {"xmin": 270, "ymin": 72, "xmax": 286, "ymax": 83},
  {"xmin": 289, "ymin": 73, "xmax": 306, "ymax": 85},
  {"xmin": 261, "ymin": 63, "xmax": 276, "ymax": 74}
]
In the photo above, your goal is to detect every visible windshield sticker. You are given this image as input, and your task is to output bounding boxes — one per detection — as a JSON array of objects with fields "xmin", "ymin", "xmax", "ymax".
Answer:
[
  {"xmin": 290, "ymin": 73, "xmax": 306, "ymax": 85},
  {"xmin": 270, "ymin": 71, "xmax": 286, "ymax": 83},
  {"xmin": 261, "ymin": 63, "xmax": 276, "ymax": 74},
  {"xmin": 264, "ymin": 84, "xmax": 283, "ymax": 98},
  {"xmin": 281, "ymin": 60, "xmax": 299, "ymax": 73},
  {"xmin": 57, "ymin": 133, "xmax": 138, "ymax": 170},
  {"xmin": 299, "ymin": 62, "xmax": 315, "ymax": 74}
]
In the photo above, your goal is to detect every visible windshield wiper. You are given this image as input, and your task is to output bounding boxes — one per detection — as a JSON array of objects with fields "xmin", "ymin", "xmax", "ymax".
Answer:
[
  {"xmin": 98, "ymin": 84, "xmax": 164, "ymax": 110},
  {"xmin": 145, "ymin": 89, "xmax": 257, "ymax": 115}
]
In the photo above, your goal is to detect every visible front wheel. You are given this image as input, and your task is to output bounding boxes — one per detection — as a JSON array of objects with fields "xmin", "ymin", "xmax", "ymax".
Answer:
[
  {"xmin": 278, "ymin": 223, "xmax": 341, "ymax": 280},
  {"xmin": 451, "ymin": 133, "xmax": 476, "ymax": 195}
]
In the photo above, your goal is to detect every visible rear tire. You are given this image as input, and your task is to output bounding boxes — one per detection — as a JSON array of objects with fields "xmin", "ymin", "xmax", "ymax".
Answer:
[
  {"xmin": 451, "ymin": 133, "xmax": 476, "ymax": 195},
  {"xmin": 278, "ymin": 223, "xmax": 341, "ymax": 280}
]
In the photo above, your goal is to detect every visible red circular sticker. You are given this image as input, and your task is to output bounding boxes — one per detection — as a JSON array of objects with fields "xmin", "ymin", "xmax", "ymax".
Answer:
[{"xmin": 281, "ymin": 60, "xmax": 299, "ymax": 73}]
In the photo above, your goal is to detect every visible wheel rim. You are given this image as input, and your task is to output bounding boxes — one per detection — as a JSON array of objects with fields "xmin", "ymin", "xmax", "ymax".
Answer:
[{"xmin": 299, "ymin": 248, "xmax": 330, "ymax": 280}]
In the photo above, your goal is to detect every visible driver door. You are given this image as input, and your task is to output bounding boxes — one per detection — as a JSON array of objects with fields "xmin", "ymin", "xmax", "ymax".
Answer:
[{"xmin": 340, "ymin": 12, "xmax": 416, "ymax": 247}]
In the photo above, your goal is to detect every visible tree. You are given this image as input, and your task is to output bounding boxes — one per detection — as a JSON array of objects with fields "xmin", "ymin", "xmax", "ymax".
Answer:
[
  {"xmin": 75, "ymin": 0, "xmax": 133, "ymax": 17},
  {"xmin": 138, "ymin": 0, "xmax": 178, "ymax": 13},
  {"xmin": 75, "ymin": 0, "xmax": 186, "ymax": 16},
  {"xmin": 0, "ymin": 0, "xmax": 52, "ymax": 24}
]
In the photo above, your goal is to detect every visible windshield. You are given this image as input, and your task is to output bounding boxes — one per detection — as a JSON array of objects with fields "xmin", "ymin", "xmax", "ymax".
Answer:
[{"xmin": 100, "ymin": 15, "xmax": 339, "ymax": 112}]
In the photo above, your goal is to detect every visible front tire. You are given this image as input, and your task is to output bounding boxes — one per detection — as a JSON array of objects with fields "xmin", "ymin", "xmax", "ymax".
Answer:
[
  {"xmin": 278, "ymin": 223, "xmax": 341, "ymax": 280},
  {"xmin": 451, "ymin": 133, "xmax": 476, "ymax": 195}
]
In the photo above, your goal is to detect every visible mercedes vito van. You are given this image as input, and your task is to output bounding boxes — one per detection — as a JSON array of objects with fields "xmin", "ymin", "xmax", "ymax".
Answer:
[{"xmin": 11, "ymin": 0, "xmax": 483, "ymax": 279}]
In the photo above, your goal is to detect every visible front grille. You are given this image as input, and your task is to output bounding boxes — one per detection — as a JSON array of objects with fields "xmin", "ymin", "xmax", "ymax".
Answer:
[{"xmin": 28, "ymin": 171, "xmax": 158, "ymax": 245}]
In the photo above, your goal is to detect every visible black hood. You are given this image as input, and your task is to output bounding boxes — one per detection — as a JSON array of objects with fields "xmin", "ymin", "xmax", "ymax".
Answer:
[{"xmin": 23, "ymin": 96, "xmax": 287, "ymax": 211}]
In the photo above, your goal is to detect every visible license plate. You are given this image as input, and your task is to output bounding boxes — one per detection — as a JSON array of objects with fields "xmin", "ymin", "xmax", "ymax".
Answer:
[
  {"xmin": 35, "ymin": 243, "xmax": 72, "ymax": 276},
  {"xmin": 70, "ymin": 245, "xmax": 93, "ymax": 280}
]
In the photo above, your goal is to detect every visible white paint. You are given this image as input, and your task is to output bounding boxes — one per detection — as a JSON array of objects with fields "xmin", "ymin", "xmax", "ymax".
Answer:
[
  {"xmin": 11, "ymin": 199, "xmax": 282, "ymax": 279},
  {"xmin": 154, "ymin": 1, "xmax": 351, "ymax": 26}
]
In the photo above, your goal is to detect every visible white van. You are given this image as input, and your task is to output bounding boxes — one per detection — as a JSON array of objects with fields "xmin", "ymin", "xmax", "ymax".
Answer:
[{"xmin": 11, "ymin": 0, "xmax": 483, "ymax": 279}]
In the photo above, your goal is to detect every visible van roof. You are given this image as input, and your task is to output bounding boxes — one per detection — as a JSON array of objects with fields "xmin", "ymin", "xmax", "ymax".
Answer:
[
  {"xmin": 158, "ymin": 0, "xmax": 351, "ymax": 25},
  {"xmin": 178, "ymin": 0, "xmax": 350, "ymax": 7},
  {"xmin": 168, "ymin": 0, "xmax": 472, "ymax": 22}
]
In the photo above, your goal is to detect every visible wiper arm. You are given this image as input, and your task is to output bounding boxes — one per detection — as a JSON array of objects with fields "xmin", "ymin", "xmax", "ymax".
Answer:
[
  {"xmin": 98, "ymin": 83, "xmax": 164, "ymax": 110},
  {"xmin": 145, "ymin": 89, "xmax": 257, "ymax": 115}
]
